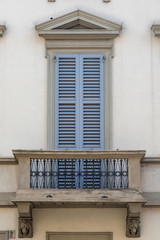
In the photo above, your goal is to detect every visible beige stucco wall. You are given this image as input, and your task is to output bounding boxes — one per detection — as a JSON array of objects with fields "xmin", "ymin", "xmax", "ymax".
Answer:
[
  {"xmin": 0, "ymin": 0, "xmax": 160, "ymax": 156},
  {"xmin": 0, "ymin": 208, "xmax": 17, "ymax": 232},
  {"xmin": 141, "ymin": 163, "xmax": 160, "ymax": 192},
  {"xmin": 0, "ymin": 166, "xmax": 18, "ymax": 192},
  {"xmin": 0, "ymin": 208, "xmax": 160, "ymax": 240}
]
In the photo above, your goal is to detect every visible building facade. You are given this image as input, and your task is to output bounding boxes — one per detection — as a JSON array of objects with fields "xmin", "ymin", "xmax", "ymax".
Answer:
[{"xmin": 1, "ymin": 0, "xmax": 160, "ymax": 239}]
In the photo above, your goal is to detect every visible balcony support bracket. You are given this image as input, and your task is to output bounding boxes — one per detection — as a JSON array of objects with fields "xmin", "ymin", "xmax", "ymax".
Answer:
[
  {"xmin": 17, "ymin": 203, "xmax": 33, "ymax": 238},
  {"xmin": 126, "ymin": 203, "xmax": 141, "ymax": 238}
]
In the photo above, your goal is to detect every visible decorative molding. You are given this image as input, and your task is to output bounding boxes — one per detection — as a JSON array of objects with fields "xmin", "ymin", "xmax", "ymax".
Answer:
[
  {"xmin": 126, "ymin": 203, "xmax": 141, "ymax": 238},
  {"xmin": 126, "ymin": 217, "xmax": 140, "ymax": 238},
  {"xmin": 18, "ymin": 218, "xmax": 33, "ymax": 238},
  {"xmin": 152, "ymin": 25, "xmax": 160, "ymax": 37},
  {"xmin": 35, "ymin": 10, "xmax": 122, "ymax": 40},
  {"xmin": 0, "ymin": 158, "xmax": 18, "ymax": 165},
  {"xmin": 13, "ymin": 150, "xmax": 145, "ymax": 159},
  {"xmin": 17, "ymin": 203, "xmax": 33, "ymax": 238},
  {"xmin": 142, "ymin": 157, "xmax": 160, "ymax": 164},
  {"xmin": 0, "ymin": 25, "xmax": 6, "ymax": 37}
]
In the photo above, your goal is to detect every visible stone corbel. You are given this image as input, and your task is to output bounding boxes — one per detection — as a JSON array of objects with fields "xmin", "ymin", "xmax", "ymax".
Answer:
[
  {"xmin": 126, "ymin": 203, "xmax": 141, "ymax": 238},
  {"xmin": 152, "ymin": 25, "xmax": 160, "ymax": 37},
  {"xmin": 0, "ymin": 25, "xmax": 6, "ymax": 37},
  {"xmin": 17, "ymin": 203, "xmax": 33, "ymax": 238}
]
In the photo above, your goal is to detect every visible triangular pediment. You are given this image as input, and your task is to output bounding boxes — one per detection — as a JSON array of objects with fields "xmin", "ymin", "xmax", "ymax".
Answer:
[
  {"xmin": 36, "ymin": 10, "xmax": 122, "ymax": 40},
  {"xmin": 54, "ymin": 19, "xmax": 105, "ymax": 30}
]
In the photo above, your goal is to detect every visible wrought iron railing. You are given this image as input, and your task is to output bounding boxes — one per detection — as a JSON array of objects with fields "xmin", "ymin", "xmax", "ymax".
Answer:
[{"xmin": 30, "ymin": 158, "xmax": 128, "ymax": 189}]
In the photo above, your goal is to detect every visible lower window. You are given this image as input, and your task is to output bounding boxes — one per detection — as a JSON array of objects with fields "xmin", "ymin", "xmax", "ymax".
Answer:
[
  {"xmin": 0, "ymin": 232, "xmax": 9, "ymax": 240},
  {"xmin": 47, "ymin": 232, "xmax": 113, "ymax": 240}
]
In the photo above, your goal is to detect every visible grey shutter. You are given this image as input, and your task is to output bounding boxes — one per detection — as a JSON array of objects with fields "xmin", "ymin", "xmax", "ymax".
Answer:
[
  {"xmin": 80, "ymin": 55, "xmax": 104, "ymax": 150},
  {"xmin": 55, "ymin": 55, "xmax": 79, "ymax": 149}
]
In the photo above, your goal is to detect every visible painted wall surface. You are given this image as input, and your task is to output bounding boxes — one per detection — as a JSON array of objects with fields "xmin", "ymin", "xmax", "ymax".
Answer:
[
  {"xmin": 0, "ymin": 208, "xmax": 160, "ymax": 240},
  {"xmin": 0, "ymin": 165, "xmax": 18, "ymax": 192},
  {"xmin": 0, "ymin": 0, "xmax": 160, "ymax": 157},
  {"xmin": 141, "ymin": 163, "xmax": 160, "ymax": 192}
]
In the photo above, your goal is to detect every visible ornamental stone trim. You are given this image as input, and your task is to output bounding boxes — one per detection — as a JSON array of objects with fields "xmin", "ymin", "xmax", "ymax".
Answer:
[
  {"xmin": 18, "ymin": 218, "xmax": 33, "ymax": 238},
  {"xmin": 126, "ymin": 217, "xmax": 140, "ymax": 238},
  {"xmin": 126, "ymin": 203, "xmax": 141, "ymax": 238}
]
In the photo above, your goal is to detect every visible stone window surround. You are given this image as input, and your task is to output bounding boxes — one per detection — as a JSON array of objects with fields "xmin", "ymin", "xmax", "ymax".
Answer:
[{"xmin": 35, "ymin": 9, "xmax": 122, "ymax": 150}]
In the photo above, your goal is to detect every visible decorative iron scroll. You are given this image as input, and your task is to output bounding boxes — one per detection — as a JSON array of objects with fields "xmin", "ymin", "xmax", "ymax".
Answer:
[{"xmin": 30, "ymin": 158, "xmax": 128, "ymax": 189}]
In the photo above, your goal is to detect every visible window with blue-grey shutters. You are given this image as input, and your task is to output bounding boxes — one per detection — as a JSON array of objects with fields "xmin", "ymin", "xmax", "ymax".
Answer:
[{"xmin": 55, "ymin": 54, "xmax": 104, "ymax": 150}]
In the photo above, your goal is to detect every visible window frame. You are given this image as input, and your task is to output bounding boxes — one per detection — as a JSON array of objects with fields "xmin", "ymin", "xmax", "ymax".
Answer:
[
  {"xmin": 46, "ymin": 232, "xmax": 113, "ymax": 240},
  {"xmin": 35, "ymin": 10, "xmax": 122, "ymax": 150},
  {"xmin": 0, "ymin": 231, "xmax": 9, "ymax": 240},
  {"xmin": 54, "ymin": 53, "xmax": 105, "ymax": 150},
  {"xmin": 46, "ymin": 45, "xmax": 113, "ymax": 151}
]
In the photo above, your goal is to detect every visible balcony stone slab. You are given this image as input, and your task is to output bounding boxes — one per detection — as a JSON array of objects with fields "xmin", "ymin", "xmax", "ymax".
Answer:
[{"xmin": 11, "ymin": 189, "xmax": 146, "ymax": 208}]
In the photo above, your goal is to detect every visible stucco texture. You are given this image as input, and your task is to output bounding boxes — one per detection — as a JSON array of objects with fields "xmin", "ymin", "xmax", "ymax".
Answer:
[
  {"xmin": 0, "ymin": 208, "xmax": 160, "ymax": 240},
  {"xmin": 0, "ymin": 0, "xmax": 160, "ymax": 156}
]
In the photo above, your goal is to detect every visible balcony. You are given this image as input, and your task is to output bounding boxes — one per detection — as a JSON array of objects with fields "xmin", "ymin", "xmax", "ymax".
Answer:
[
  {"xmin": 30, "ymin": 158, "xmax": 128, "ymax": 189},
  {"xmin": 12, "ymin": 150, "xmax": 146, "ymax": 208}
]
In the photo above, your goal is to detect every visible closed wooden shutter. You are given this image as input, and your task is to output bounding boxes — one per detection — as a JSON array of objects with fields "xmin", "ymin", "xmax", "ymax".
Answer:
[
  {"xmin": 55, "ymin": 55, "xmax": 79, "ymax": 149},
  {"xmin": 55, "ymin": 54, "xmax": 104, "ymax": 150},
  {"xmin": 80, "ymin": 55, "xmax": 104, "ymax": 150}
]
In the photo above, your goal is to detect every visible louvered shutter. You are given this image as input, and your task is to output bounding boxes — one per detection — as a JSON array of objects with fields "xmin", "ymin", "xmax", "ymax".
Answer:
[
  {"xmin": 80, "ymin": 55, "xmax": 104, "ymax": 150},
  {"xmin": 55, "ymin": 54, "xmax": 104, "ymax": 150},
  {"xmin": 55, "ymin": 55, "xmax": 79, "ymax": 149}
]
